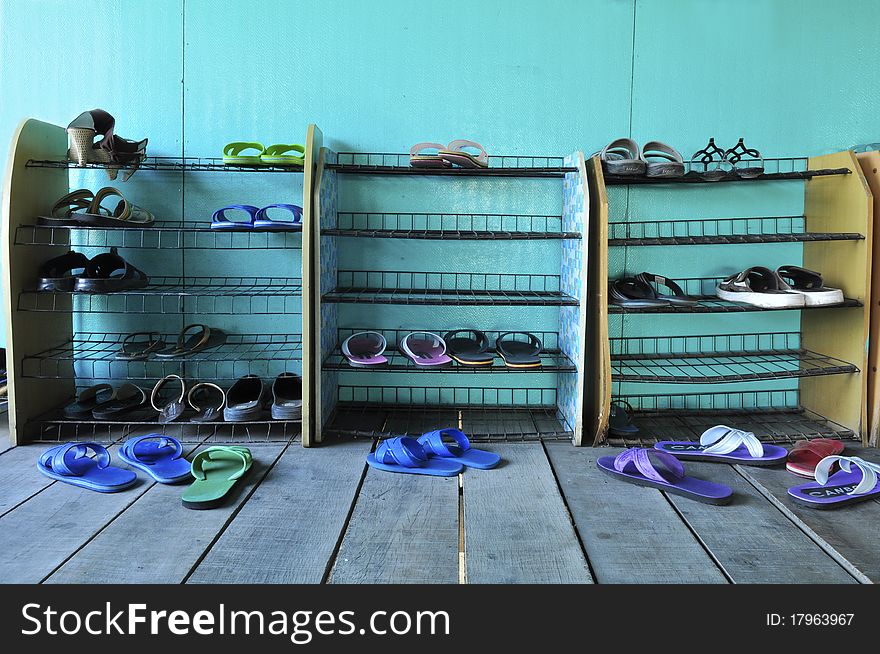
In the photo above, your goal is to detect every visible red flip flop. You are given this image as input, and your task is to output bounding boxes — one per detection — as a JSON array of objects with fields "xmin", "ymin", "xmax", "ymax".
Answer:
[{"xmin": 786, "ymin": 438, "xmax": 846, "ymax": 478}]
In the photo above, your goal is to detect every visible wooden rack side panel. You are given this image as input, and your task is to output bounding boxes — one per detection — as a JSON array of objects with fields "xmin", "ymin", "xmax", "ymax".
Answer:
[
  {"xmin": 301, "ymin": 124, "xmax": 322, "ymax": 447},
  {"xmin": 857, "ymin": 150, "xmax": 880, "ymax": 445}
]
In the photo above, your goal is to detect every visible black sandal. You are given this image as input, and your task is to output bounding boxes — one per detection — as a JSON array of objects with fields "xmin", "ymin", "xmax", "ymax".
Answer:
[
  {"xmin": 37, "ymin": 251, "xmax": 89, "ymax": 292},
  {"xmin": 92, "ymin": 384, "xmax": 147, "ymax": 419},
  {"xmin": 725, "ymin": 138, "xmax": 764, "ymax": 178},
  {"xmin": 187, "ymin": 382, "xmax": 226, "ymax": 422},
  {"xmin": 636, "ymin": 272, "xmax": 698, "ymax": 306},
  {"xmin": 495, "ymin": 332, "xmax": 543, "ymax": 368},
  {"xmin": 74, "ymin": 248, "xmax": 149, "ymax": 293},
  {"xmin": 67, "ymin": 109, "xmax": 147, "ymax": 181},
  {"xmin": 609, "ymin": 277, "xmax": 667, "ymax": 307},
  {"xmin": 443, "ymin": 329, "xmax": 494, "ymax": 366},
  {"xmin": 689, "ymin": 137, "xmax": 733, "ymax": 181},
  {"xmin": 609, "ymin": 400, "xmax": 639, "ymax": 437},
  {"xmin": 116, "ymin": 332, "xmax": 166, "ymax": 360},
  {"xmin": 155, "ymin": 324, "xmax": 226, "ymax": 358}
]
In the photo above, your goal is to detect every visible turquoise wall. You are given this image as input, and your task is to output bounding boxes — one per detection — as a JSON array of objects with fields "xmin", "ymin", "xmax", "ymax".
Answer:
[{"xmin": 1, "ymin": 0, "xmax": 878, "ymax": 405}]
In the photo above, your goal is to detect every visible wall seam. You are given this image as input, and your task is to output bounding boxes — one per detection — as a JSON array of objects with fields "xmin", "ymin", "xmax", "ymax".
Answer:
[{"xmin": 180, "ymin": 0, "xmax": 187, "ymax": 346}]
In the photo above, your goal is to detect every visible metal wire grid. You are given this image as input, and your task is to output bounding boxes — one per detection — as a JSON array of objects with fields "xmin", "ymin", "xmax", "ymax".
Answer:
[
  {"xmin": 18, "ymin": 222, "xmax": 303, "ymax": 250},
  {"xmin": 25, "ymin": 157, "xmax": 304, "ymax": 173},
  {"xmin": 607, "ymin": 215, "xmax": 864, "ymax": 246},
  {"xmin": 22, "ymin": 332, "xmax": 302, "ymax": 381},
  {"xmin": 323, "ymin": 212, "xmax": 581, "ymax": 240},
  {"xmin": 323, "ymin": 385, "xmax": 571, "ymax": 441},
  {"xmin": 19, "ymin": 277, "xmax": 303, "ymax": 314},
  {"xmin": 610, "ymin": 332, "xmax": 858, "ymax": 383},
  {"xmin": 323, "ymin": 270, "xmax": 578, "ymax": 306},
  {"xmin": 327, "ymin": 152, "xmax": 575, "ymax": 177},
  {"xmin": 603, "ymin": 157, "xmax": 850, "ymax": 185},
  {"xmin": 607, "ymin": 277, "xmax": 862, "ymax": 313}
]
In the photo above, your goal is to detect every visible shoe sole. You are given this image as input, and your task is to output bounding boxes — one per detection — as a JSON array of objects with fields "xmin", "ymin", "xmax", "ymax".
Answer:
[{"xmin": 716, "ymin": 287, "xmax": 805, "ymax": 308}]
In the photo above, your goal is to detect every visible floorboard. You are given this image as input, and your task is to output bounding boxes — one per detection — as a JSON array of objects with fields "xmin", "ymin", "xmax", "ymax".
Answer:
[
  {"xmin": 464, "ymin": 444, "xmax": 593, "ymax": 583},
  {"xmin": 546, "ymin": 444, "xmax": 727, "ymax": 583},
  {"xmin": 188, "ymin": 439, "xmax": 370, "ymax": 584},
  {"xmin": 0, "ymin": 444, "xmax": 60, "ymax": 516}
]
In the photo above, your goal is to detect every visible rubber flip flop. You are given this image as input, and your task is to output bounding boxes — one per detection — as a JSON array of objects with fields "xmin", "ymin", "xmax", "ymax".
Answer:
[
  {"xmin": 63, "ymin": 383, "xmax": 115, "ymax": 418},
  {"xmin": 443, "ymin": 329, "xmax": 494, "ymax": 366},
  {"xmin": 260, "ymin": 143, "xmax": 305, "ymax": 166},
  {"xmin": 609, "ymin": 276, "xmax": 669, "ymax": 308},
  {"xmin": 115, "ymin": 331, "xmax": 165, "ymax": 360},
  {"xmin": 271, "ymin": 372, "xmax": 302, "ymax": 420},
  {"xmin": 39, "ymin": 189, "xmax": 95, "ymax": 227},
  {"xmin": 655, "ymin": 425, "xmax": 787, "ymax": 466},
  {"xmin": 636, "ymin": 272, "xmax": 697, "ymax": 306},
  {"xmin": 74, "ymin": 247, "xmax": 149, "ymax": 293},
  {"xmin": 222, "ymin": 142, "xmax": 266, "ymax": 165},
  {"xmin": 410, "ymin": 142, "xmax": 453, "ymax": 169},
  {"xmin": 366, "ymin": 436, "xmax": 463, "ymax": 477},
  {"xmin": 150, "ymin": 374, "xmax": 187, "ymax": 423},
  {"xmin": 689, "ymin": 137, "xmax": 733, "ymax": 181},
  {"xmin": 37, "ymin": 442, "xmax": 136, "ymax": 492},
  {"xmin": 155, "ymin": 324, "xmax": 226, "ymax": 358},
  {"xmin": 92, "ymin": 383, "xmax": 147, "ymax": 419},
  {"xmin": 598, "ymin": 138, "xmax": 645, "ymax": 176},
  {"xmin": 38, "ymin": 251, "xmax": 89, "ymax": 292},
  {"xmin": 77, "ymin": 187, "xmax": 154, "ymax": 227},
  {"xmin": 253, "ymin": 204, "xmax": 303, "ymax": 232},
  {"xmin": 118, "ymin": 434, "xmax": 191, "ymax": 484},
  {"xmin": 341, "ymin": 331, "xmax": 388, "ymax": 367},
  {"xmin": 211, "ymin": 205, "xmax": 259, "ymax": 231},
  {"xmin": 725, "ymin": 138, "xmax": 764, "ymax": 178},
  {"xmin": 181, "ymin": 446, "xmax": 253, "ymax": 510},
  {"xmin": 399, "ymin": 331, "xmax": 452, "ymax": 367},
  {"xmin": 642, "ymin": 140, "xmax": 685, "ymax": 178},
  {"xmin": 417, "ymin": 429, "xmax": 501, "ymax": 469},
  {"xmin": 224, "ymin": 375, "xmax": 265, "ymax": 422},
  {"xmin": 187, "ymin": 382, "xmax": 226, "ymax": 422},
  {"xmin": 787, "ymin": 439, "xmax": 846, "ymax": 478},
  {"xmin": 438, "ymin": 139, "xmax": 489, "ymax": 169},
  {"xmin": 597, "ymin": 448, "xmax": 733, "ymax": 505},
  {"xmin": 495, "ymin": 332, "xmax": 543, "ymax": 368},
  {"xmin": 776, "ymin": 265, "xmax": 844, "ymax": 307},
  {"xmin": 788, "ymin": 456, "xmax": 880, "ymax": 509},
  {"xmin": 608, "ymin": 400, "xmax": 639, "ymax": 437}
]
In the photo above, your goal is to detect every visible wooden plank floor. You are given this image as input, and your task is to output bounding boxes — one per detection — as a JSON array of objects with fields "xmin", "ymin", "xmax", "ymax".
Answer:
[{"xmin": 0, "ymin": 435, "xmax": 876, "ymax": 584}]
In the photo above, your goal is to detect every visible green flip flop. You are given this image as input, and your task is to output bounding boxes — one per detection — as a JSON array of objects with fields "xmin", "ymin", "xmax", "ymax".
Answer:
[
  {"xmin": 181, "ymin": 446, "xmax": 253, "ymax": 510},
  {"xmin": 222, "ymin": 142, "xmax": 266, "ymax": 165},
  {"xmin": 261, "ymin": 143, "xmax": 305, "ymax": 166}
]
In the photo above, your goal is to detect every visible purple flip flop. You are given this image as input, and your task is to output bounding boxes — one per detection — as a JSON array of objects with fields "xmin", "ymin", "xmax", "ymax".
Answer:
[
  {"xmin": 597, "ymin": 448, "xmax": 733, "ymax": 505},
  {"xmin": 342, "ymin": 331, "xmax": 388, "ymax": 368},
  {"xmin": 788, "ymin": 455, "xmax": 880, "ymax": 509},
  {"xmin": 655, "ymin": 425, "xmax": 787, "ymax": 466},
  {"xmin": 399, "ymin": 331, "xmax": 452, "ymax": 367}
]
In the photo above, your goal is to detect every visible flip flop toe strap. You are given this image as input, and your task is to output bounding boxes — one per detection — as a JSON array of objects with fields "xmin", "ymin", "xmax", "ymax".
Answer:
[
  {"xmin": 191, "ymin": 446, "xmax": 252, "ymax": 481},
  {"xmin": 418, "ymin": 429, "xmax": 471, "ymax": 457},
  {"xmin": 122, "ymin": 434, "xmax": 183, "ymax": 465},
  {"xmin": 816, "ymin": 456, "xmax": 880, "ymax": 495},
  {"xmin": 614, "ymin": 448, "xmax": 684, "ymax": 483},
  {"xmin": 376, "ymin": 437, "xmax": 428, "ymax": 468},
  {"xmin": 700, "ymin": 425, "xmax": 764, "ymax": 457},
  {"xmin": 44, "ymin": 442, "xmax": 110, "ymax": 477}
]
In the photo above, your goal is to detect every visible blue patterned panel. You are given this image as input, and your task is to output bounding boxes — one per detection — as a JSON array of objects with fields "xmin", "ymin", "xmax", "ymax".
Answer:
[{"xmin": 319, "ymin": 150, "xmax": 340, "ymax": 426}]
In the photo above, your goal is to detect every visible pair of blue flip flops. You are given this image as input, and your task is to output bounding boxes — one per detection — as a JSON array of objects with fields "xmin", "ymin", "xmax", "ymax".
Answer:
[
  {"xmin": 211, "ymin": 203, "xmax": 302, "ymax": 231},
  {"xmin": 366, "ymin": 429, "xmax": 501, "ymax": 476},
  {"xmin": 37, "ymin": 435, "xmax": 192, "ymax": 492}
]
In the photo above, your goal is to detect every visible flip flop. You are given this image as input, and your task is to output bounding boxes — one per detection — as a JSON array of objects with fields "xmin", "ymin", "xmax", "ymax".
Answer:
[
  {"xmin": 37, "ymin": 251, "xmax": 89, "ymax": 292},
  {"xmin": 211, "ymin": 205, "xmax": 259, "ymax": 231},
  {"xmin": 609, "ymin": 276, "xmax": 669, "ymax": 308},
  {"xmin": 598, "ymin": 138, "xmax": 645, "ymax": 176},
  {"xmin": 786, "ymin": 439, "xmax": 846, "ymax": 478},
  {"xmin": 410, "ymin": 142, "xmax": 453, "ymax": 169},
  {"xmin": 154, "ymin": 324, "xmax": 226, "ymax": 358},
  {"xmin": 399, "ymin": 332, "xmax": 452, "ymax": 367},
  {"xmin": 366, "ymin": 436, "xmax": 463, "ymax": 477},
  {"xmin": 271, "ymin": 372, "xmax": 302, "ymax": 420},
  {"xmin": 63, "ymin": 383, "xmax": 115, "ymax": 418},
  {"xmin": 655, "ymin": 425, "xmax": 787, "ymax": 466},
  {"xmin": 776, "ymin": 265, "xmax": 844, "ymax": 307},
  {"xmin": 150, "ymin": 375, "xmax": 187, "ymax": 423},
  {"xmin": 75, "ymin": 187, "xmax": 154, "ymax": 227},
  {"xmin": 92, "ymin": 383, "xmax": 147, "ymax": 419},
  {"xmin": 37, "ymin": 442, "xmax": 136, "ymax": 492},
  {"xmin": 689, "ymin": 137, "xmax": 733, "ymax": 181},
  {"xmin": 725, "ymin": 138, "xmax": 764, "ymax": 178},
  {"xmin": 597, "ymin": 448, "xmax": 733, "ymax": 505},
  {"xmin": 115, "ymin": 332, "xmax": 166, "ymax": 360},
  {"xmin": 636, "ymin": 272, "xmax": 698, "ymax": 306},
  {"xmin": 181, "ymin": 446, "xmax": 253, "ymax": 510},
  {"xmin": 495, "ymin": 332, "xmax": 542, "ymax": 369},
  {"xmin": 341, "ymin": 331, "xmax": 388, "ymax": 368},
  {"xmin": 788, "ymin": 456, "xmax": 880, "ymax": 509},
  {"xmin": 608, "ymin": 400, "xmax": 639, "ymax": 437},
  {"xmin": 74, "ymin": 248, "xmax": 149, "ymax": 293},
  {"xmin": 438, "ymin": 139, "xmax": 489, "ymax": 169},
  {"xmin": 187, "ymin": 382, "xmax": 225, "ymax": 422},
  {"xmin": 443, "ymin": 329, "xmax": 494, "ymax": 366},
  {"xmin": 253, "ymin": 204, "xmax": 303, "ymax": 232},
  {"xmin": 118, "ymin": 434, "xmax": 191, "ymax": 484},
  {"xmin": 417, "ymin": 429, "xmax": 501, "ymax": 469},
  {"xmin": 224, "ymin": 375, "xmax": 265, "ymax": 422},
  {"xmin": 222, "ymin": 142, "xmax": 266, "ymax": 165},
  {"xmin": 260, "ymin": 143, "xmax": 305, "ymax": 166},
  {"xmin": 642, "ymin": 140, "xmax": 685, "ymax": 178}
]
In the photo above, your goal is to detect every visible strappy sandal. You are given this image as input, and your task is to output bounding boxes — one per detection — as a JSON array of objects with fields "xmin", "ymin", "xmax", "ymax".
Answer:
[
  {"xmin": 341, "ymin": 331, "xmax": 388, "ymax": 368},
  {"xmin": 155, "ymin": 324, "xmax": 226, "ymax": 358},
  {"xmin": 260, "ymin": 144, "xmax": 305, "ymax": 166},
  {"xmin": 92, "ymin": 383, "xmax": 148, "ymax": 419},
  {"xmin": 116, "ymin": 332, "xmax": 166, "ymax": 360},
  {"xmin": 598, "ymin": 138, "xmax": 645, "ymax": 176},
  {"xmin": 39, "ymin": 190, "xmax": 95, "ymax": 227},
  {"xmin": 67, "ymin": 109, "xmax": 147, "ymax": 181},
  {"xmin": 187, "ymin": 382, "xmax": 226, "ymax": 422},
  {"xmin": 689, "ymin": 137, "xmax": 733, "ymax": 181},
  {"xmin": 636, "ymin": 272, "xmax": 698, "ymax": 306},
  {"xmin": 37, "ymin": 251, "xmax": 89, "ymax": 291},
  {"xmin": 410, "ymin": 142, "xmax": 453, "ymax": 169},
  {"xmin": 151, "ymin": 374, "xmax": 187, "ymax": 423},
  {"xmin": 63, "ymin": 383, "xmax": 115, "ymax": 418},
  {"xmin": 725, "ymin": 138, "xmax": 764, "ymax": 178},
  {"xmin": 608, "ymin": 276, "xmax": 668, "ymax": 308},
  {"xmin": 222, "ymin": 142, "xmax": 266, "ymax": 165},
  {"xmin": 76, "ymin": 187, "xmax": 154, "ymax": 227},
  {"xmin": 438, "ymin": 140, "xmax": 489, "ymax": 169},
  {"xmin": 495, "ymin": 332, "xmax": 543, "ymax": 368},
  {"xmin": 253, "ymin": 204, "xmax": 303, "ymax": 231},
  {"xmin": 74, "ymin": 248, "xmax": 149, "ymax": 293},
  {"xmin": 642, "ymin": 141, "xmax": 685, "ymax": 178},
  {"xmin": 443, "ymin": 329, "xmax": 494, "ymax": 366},
  {"xmin": 609, "ymin": 400, "xmax": 639, "ymax": 437}
]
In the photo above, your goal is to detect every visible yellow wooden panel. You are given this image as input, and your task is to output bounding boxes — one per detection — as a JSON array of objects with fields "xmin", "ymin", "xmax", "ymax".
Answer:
[
  {"xmin": 300, "ymin": 124, "xmax": 322, "ymax": 447},
  {"xmin": 857, "ymin": 151, "xmax": 880, "ymax": 445},
  {"xmin": 802, "ymin": 151, "xmax": 872, "ymax": 442}
]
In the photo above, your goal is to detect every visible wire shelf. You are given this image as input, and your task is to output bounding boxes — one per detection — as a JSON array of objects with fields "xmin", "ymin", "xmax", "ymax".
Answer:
[
  {"xmin": 20, "ymin": 277, "xmax": 302, "ymax": 314},
  {"xmin": 608, "ymin": 215, "xmax": 864, "ymax": 246},
  {"xmin": 606, "ymin": 389, "xmax": 856, "ymax": 447},
  {"xmin": 18, "ymin": 222, "xmax": 302, "ymax": 250},
  {"xmin": 603, "ymin": 157, "xmax": 850, "ymax": 185},
  {"xmin": 323, "ymin": 270, "xmax": 578, "ymax": 306},
  {"xmin": 608, "ymin": 277, "xmax": 862, "ymax": 313},
  {"xmin": 25, "ymin": 157, "xmax": 304, "ymax": 174},
  {"xmin": 611, "ymin": 332, "xmax": 858, "ymax": 383},
  {"xmin": 324, "ymin": 385, "xmax": 571, "ymax": 441},
  {"xmin": 328, "ymin": 152, "xmax": 575, "ymax": 177},
  {"xmin": 323, "ymin": 212, "xmax": 581, "ymax": 240},
  {"xmin": 22, "ymin": 332, "xmax": 302, "ymax": 380}
]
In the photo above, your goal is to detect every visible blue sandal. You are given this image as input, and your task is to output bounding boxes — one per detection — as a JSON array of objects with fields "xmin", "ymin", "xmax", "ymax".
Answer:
[
  {"xmin": 417, "ymin": 429, "xmax": 501, "ymax": 469},
  {"xmin": 366, "ymin": 436, "xmax": 463, "ymax": 477},
  {"xmin": 253, "ymin": 203, "xmax": 302, "ymax": 231},
  {"xmin": 117, "ymin": 434, "xmax": 192, "ymax": 484},
  {"xmin": 37, "ymin": 442, "xmax": 137, "ymax": 492},
  {"xmin": 211, "ymin": 204, "xmax": 259, "ymax": 230}
]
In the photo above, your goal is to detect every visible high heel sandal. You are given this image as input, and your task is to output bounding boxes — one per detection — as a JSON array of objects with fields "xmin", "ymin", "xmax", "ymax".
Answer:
[{"xmin": 67, "ymin": 109, "xmax": 147, "ymax": 181}]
